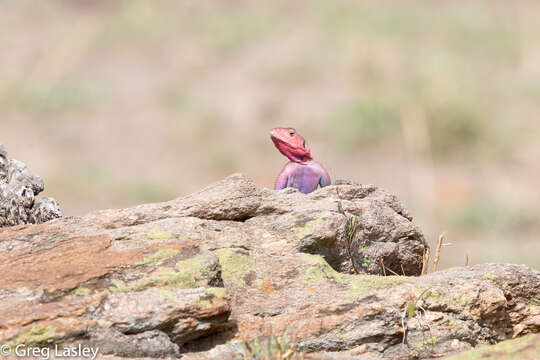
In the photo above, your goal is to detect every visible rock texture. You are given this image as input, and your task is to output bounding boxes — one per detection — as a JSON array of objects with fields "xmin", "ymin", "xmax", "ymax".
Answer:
[
  {"xmin": 444, "ymin": 333, "xmax": 539, "ymax": 360},
  {"xmin": 0, "ymin": 174, "xmax": 538, "ymax": 360},
  {"xmin": 0, "ymin": 144, "xmax": 61, "ymax": 227}
]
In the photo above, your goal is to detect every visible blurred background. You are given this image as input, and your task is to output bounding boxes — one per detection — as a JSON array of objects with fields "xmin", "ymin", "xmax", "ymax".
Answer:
[{"xmin": 1, "ymin": 0, "xmax": 539, "ymax": 270}]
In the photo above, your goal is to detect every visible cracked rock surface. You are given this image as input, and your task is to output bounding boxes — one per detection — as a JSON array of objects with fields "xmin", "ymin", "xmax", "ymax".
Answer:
[
  {"xmin": 0, "ymin": 174, "xmax": 537, "ymax": 359},
  {"xmin": 0, "ymin": 144, "xmax": 61, "ymax": 227}
]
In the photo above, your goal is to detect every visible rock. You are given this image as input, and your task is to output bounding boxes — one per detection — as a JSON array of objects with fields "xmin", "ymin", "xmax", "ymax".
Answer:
[
  {"xmin": 249, "ymin": 181, "xmax": 427, "ymax": 276},
  {"xmin": 229, "ymin": 262, "xmax": 539, "ymax": 359},
  {"xmin": 443, "ymin": 333, "xmax": 540, "ymax": 360},
  {"xmin": 0, "ymin": 144, "xmax": 61, "ymax": 227},
  {"xmin": 0, "ymin": 173, "xmax": 537, "ymax": 359},
  {"xmin": 88, "ymin": 328, "xmax": 181, "ymax": 358}
]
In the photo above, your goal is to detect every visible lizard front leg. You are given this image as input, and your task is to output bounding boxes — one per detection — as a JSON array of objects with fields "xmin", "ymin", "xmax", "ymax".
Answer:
[
  {"xmin": 274, "ymin": 167, "xmax": 289, "ymax": 190},
  {"xmin": 319, "ymin": 168, "xmax": 331, "ymax": 188}
]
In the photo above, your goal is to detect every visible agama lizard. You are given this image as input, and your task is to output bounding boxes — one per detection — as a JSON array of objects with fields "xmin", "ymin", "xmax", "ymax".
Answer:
[{"xmin": 270, "ymin": 127, "xmax": 331, "ymax": 194}]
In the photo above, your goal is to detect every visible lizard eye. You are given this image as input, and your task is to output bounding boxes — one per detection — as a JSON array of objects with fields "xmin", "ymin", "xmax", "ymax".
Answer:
[{"xmin": 289, "ymin": 130, "xmax": 295, "ymax": 137}]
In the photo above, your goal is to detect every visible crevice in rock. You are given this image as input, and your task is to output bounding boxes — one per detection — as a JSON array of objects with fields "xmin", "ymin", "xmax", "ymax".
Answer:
[
  {"xmin": 253, "ymin": 310, "xmax": 283, "ymax": 318},
  {"xmin": 180, "ymin": 322, "xmax": 238, "ymax": 353}
]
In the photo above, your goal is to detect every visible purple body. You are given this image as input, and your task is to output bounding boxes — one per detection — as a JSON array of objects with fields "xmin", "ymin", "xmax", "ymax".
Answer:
[{"xmin": 275, "ymin": 160, "xmax": 331, "ymax": 194}]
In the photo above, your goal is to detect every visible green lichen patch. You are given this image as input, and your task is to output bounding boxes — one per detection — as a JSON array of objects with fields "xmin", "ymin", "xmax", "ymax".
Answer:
[
  {"xmin": 455, "ymin": 294, "xmax": 472, "ymax": 304},
  {"xmin": 483, "ymin": 272, "xmax": 496, "ymax": 281},
  {"xmin": 156, "ymin": 288, "xmax": 175, "ymax": 300},
  {"xmin": 110, "ymin": 253, "xmax": 220, "ymax": 293},
  {"xmin": 135, "ymin": 248, "xmax": 180, "ymax": 267},
  {"xmin": 206, "ymin": 287, "xmax": 227, "ymax": 298},
  {"xmin": 344, "ymin": 275, "xmax": 409, "ymax": 302},
  {"xmin": 412, "ymin": 289, "xmax": 471, "ymax": 308},
  {"xmin": 217, "ymin": 248, "xmax": 254, "ymax": 286},
  {"xmin": 66, "ymin": 277, "xmax": 110, "ymax": 298},
  {"xmin": 299, "ymin": 253, "xmax": 411, "ymax": 303},
  {"xmin": 109, "ymin": 278, "xmax": 131, "ymax": 293},
  {"xmin": 444, "ymin": 334, "xmax": 540, "ymax": 360},
  {"xmin": 412, "ymin": 336, "xmax": 438, "ymax": 348},
  {"xmin": 198, "ymin": 299, "xmax": 212, "ymax": 308},
  {"xmin": 197, "ymin": 287, "xmax": 228, "ymax": 308},
  {"xmin": 339, "ymin": 328, "xmax": 347, "ymax": 342},
  {"xmin": 71, "ymin": 285, "xmax": 92, "ymax": 297},
  {"xmin": 442, "ymin": 317, "xmax": 463, "ymax": 336},
  {"xmin": 424, "ymin": 290, "xmax": 443, "ymax": 299},
  {"xmin": 483, "ymin": 272, "xmax": 505, "ymax": 288},
  {"xmin": 140, "ymin": 270, "xmax": 189, "ymax": 289},
  {"xmin": 174, "ymin": 256, "xmax": 214, "ymax": 288},
  {"xmin": 144, "ymin": 229, "xmax": 173, "ymax": 241},
  {"xmin": 528, "ymin": 298, "xmax": 539, "ymax": 307},
  {"xmin": 293, "ymin": 214, "xmax": 331, "ymax": 240},
  {"xmin": 7, "ymin": 326, "xmax": 58, "ymax": 348},
  {"xmin": 299, "ymin": 253, "xmax": 345, "ymax": 283},
  {"xmin": 110, "ymin": 269, "xmax": 196, "ymax": 292},
  {"xmin": 483, "ymin": 272, "xmax": 501, "ymax": 284}
]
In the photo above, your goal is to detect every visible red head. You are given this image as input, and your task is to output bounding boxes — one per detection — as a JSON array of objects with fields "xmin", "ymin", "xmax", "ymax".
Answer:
[{"xmin": 270, "ymin": 127, "xmax": 313, "ymax": 164}]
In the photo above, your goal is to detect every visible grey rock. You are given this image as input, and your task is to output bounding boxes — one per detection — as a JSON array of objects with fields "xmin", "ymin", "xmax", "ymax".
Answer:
[
  {"xmin": 88, "ymin": 328, "xmax": 180, "ymax": 358},
  {"xmin": 248, "ymin": 182, "xmax": 426, "ymax": 276},
  {"xmin": 0, "ymin": 144, "xmax": 61, "ymax": 227}
]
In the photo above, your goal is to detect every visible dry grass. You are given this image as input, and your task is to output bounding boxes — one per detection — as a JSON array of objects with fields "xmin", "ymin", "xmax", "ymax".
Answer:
[
  {"xmin": 421, "ymin": 248, "xmax": 430, "ymax": 276},
  {"xmin": 432, "ymin": 234, "xmax": 445, "ymax": 273},
  {"xmin": 240, "ymin": 333, "xmax": 305, "ymax": 360}
]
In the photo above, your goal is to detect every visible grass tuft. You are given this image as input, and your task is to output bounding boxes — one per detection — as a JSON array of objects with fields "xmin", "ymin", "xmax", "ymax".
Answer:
[{"xmin": 240, "ymin": 333, "xmax": 305, "ymax": 360}]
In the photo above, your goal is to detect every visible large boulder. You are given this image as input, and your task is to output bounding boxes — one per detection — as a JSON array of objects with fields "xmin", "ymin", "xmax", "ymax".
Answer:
[
  {"xmin": 0, "ymin": 174, "xmax": 537, "ymax": 359},
  {"xmin": 0, "ymin": 144, "xmax": 61, "ymax": 227}
]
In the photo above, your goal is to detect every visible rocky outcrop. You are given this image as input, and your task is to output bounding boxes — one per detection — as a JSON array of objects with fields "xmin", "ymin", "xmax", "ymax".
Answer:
[
  {"xmin": 443, "ymin": 333, "xmax": 539, "ymax": 360},
  {"xmin": 0, "ymin": 144, "xmax": 61, "ymax": 227},
  {"xmin": 190, "ymin": 262, "xmax": 539, "ymax": 360},
  {"xmin": 0, "ymin": 174, "xmax": 537, "ymax": 360}
]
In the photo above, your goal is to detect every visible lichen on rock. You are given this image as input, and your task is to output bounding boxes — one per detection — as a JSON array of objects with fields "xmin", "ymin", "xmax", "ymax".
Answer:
[{"xmin": 0, "ymin": 173, "xmax": 538, "ymax": 360}]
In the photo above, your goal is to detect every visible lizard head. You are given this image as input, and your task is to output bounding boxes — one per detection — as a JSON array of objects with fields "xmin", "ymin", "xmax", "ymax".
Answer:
[{"xmin": 270, "ymin": 127, "xmax": 313, "ymax": 164}]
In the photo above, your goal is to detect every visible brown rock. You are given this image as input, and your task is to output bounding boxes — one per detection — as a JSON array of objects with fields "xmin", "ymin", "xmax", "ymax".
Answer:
[{"xmin": 0, "ymin": 173, "xmax": 537, "ymax": 360}]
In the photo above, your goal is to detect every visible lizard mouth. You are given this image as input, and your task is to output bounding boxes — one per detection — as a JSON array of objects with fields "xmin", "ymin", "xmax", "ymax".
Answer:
[
  {"xmin": 270, "ymin": 135, "xmax": 312, "ymax": 163},
  {"xmin": 270, "ymin": 135, "xmax": 303, "ymax": 152}
]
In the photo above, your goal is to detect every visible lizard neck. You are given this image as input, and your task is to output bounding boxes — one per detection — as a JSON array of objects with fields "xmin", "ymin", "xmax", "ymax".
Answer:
[
  {"xmin": 287, "ymin": 155, "xmax": 313, "ymax": 165},
  {"xmin": 276, "ymin": 144, "xmax": 312, "ymax": 164},
  {"xmin": 270, "ymin": 127, "xmax": 313, "ymax": 165}
]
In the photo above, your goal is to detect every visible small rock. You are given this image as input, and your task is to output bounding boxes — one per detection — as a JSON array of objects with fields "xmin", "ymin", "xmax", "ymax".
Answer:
[{"xmin": 0, "ymin": 144, "xmax": 61, "ymax": 227}]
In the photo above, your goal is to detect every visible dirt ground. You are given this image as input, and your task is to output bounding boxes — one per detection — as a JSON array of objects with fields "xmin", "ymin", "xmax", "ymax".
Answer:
[{"xmin": 1, "ymin": 0, "xmax": 539, "ymax": 270}]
